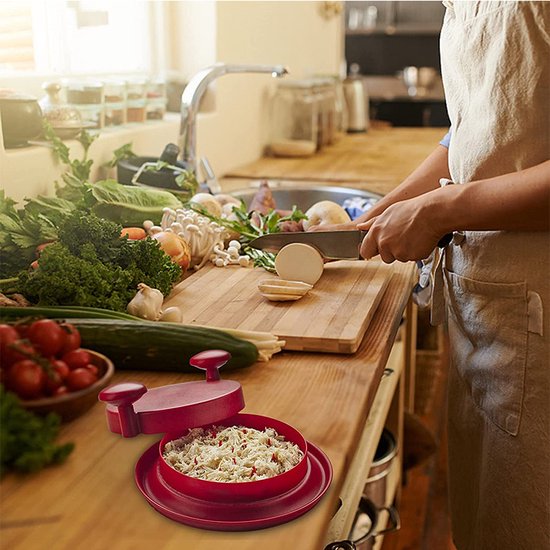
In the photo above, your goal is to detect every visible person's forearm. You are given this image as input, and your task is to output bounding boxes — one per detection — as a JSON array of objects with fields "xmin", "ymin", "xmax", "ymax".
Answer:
[
  {"xmin": 353, "ymin": 144, "xmax": 451, "ymax": 224},
  {"xmin": 433, "ymin": 160, "xmax": 550, "ymax": 233}
]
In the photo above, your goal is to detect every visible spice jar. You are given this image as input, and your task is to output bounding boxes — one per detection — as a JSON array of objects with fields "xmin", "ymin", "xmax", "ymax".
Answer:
[
  {"xmin": 146, "ymin": 78, "xmax": 167, "ymax": 121},
  {"xmin": 65, "ymin": 80, "xmax": 104, "ymax": 129},
  {"xmin": 103, "ymin": 79, "xmax": 126, "ymax": 127},
  {"xmin": 126, "ymin": 78, "xmax": 147, "ymax": 123},
  {"xmin": 269, "ymin": 80, "xmax": 318, "ymax": 158}
]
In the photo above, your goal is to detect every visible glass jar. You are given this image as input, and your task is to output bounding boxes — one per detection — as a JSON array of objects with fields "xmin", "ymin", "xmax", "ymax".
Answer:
[
  {"xmin": 146, "ymin": 78, "xmax": 167, "ymax": 121},
  {"xmin": 269, "ymin": 80, "xmax": 318, "ymax": 158},
  {"xmin": 103, "ymin": 79, "xmax": 126, "ymax": 126},
  {"xmin": 39, "ymin": 81, "xmax": 84, "ymax": 139},
  {"xmin": 65, "ymin": 80, "xmax": 104, "ymax": 129},
  {"xmin": 125, "ymin": 78, "xmax": 147, "ymax": 123},
  {"xmin": 312, "ymin": 78, "xmax": 338, "ymax": 147}
]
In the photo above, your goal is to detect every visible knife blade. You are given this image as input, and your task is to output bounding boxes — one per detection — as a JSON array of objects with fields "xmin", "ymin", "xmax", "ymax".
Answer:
[{"xmin": 249, "ymin": 231, "xmax": 368, "ymax": 260}]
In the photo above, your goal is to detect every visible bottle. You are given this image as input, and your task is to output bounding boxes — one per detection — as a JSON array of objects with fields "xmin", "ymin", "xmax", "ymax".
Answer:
[{"xmin": 343, "ymin": 64, "xmax": 368, "ymax": 133}]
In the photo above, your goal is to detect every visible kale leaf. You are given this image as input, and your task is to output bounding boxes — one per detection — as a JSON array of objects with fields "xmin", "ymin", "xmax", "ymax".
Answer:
[{"xmin": 19, "ymin": 212, "xmax": 181, "ymax": 311}]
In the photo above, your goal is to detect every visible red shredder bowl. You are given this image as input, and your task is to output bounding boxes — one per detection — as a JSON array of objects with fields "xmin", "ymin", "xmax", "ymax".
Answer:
[
  {"xmin": 99, "ymin": 350, "xmax": 333, "ymax": 531},
  {"xmin": 158, "ymin": 413, "xmax": 309, "ymax": 503}
]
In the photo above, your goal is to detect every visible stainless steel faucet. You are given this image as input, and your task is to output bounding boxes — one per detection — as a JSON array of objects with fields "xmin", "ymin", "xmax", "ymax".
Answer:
[{"xmin": 178, "ymin": 63, "xmax": 289, "ymax": 172}]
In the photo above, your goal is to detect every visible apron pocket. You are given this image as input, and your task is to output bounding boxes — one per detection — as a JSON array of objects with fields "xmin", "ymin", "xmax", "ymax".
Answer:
[{"xmin": 444, "ymin": 268, "xmax": 528, "ymax": 436}]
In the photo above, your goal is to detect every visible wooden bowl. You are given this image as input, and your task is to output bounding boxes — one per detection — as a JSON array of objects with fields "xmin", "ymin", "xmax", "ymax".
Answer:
[{"xmin": 21, "ymin": 350, "xmax": 115, "ymax": 422}]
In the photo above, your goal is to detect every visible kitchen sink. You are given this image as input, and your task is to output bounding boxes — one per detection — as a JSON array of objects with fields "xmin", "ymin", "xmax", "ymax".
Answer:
[{"xmin": 230, "ymin": 180, "xmax": 382, "ymax": 211}]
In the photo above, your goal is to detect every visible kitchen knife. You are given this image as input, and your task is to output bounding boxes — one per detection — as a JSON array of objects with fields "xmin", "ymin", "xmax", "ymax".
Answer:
[
  {"xmin": 249, "ymin": 231, "xmax": 368, "ymax": 260},
  {"xmin": 249, "ymin": 230, "xmax": 455, "ymax": 260}
]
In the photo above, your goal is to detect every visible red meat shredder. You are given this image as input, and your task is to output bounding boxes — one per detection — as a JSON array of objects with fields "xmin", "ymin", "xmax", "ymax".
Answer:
[{"xmin": 98, "ymin": 349, "xmax": 332, "ymax": 531}]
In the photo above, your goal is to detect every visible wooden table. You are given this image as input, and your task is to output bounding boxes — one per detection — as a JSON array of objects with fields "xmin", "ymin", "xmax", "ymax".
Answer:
[
  {"xmin": 0, "ymin": 263, "xmax": 415, "ymax": 550},
  {"xmin": 225, "ymin": 127, "xmax": 447, "ymax": 196}
]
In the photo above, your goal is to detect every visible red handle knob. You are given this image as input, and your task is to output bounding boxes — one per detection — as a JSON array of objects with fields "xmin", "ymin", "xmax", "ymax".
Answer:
[
  {"xmin": 99, "ymin": 383, "xmax": 147, "ymax": 437},
  {"xmin": 189, "ymin": 350, "xmax": 231, "ymax": 381}
]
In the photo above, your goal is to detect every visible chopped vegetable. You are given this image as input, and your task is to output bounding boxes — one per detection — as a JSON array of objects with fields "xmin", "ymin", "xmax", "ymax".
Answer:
[{"xmin": 0, "ymin": 384, "xmax": 74, "ymax": 475}]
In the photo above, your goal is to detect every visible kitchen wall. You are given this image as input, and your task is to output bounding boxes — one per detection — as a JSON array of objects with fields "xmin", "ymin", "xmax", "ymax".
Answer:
[
  {"xmin": 180, "ymin": 0, "xmax": 343, "ymax": 179},
  {"xmin": 1, "ymin": 1, "xmax": 343, "ymax": 203}
]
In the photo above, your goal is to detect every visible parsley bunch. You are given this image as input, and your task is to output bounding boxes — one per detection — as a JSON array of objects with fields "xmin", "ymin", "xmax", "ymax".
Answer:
[{"xmin": 0, "ymin": 385, "xmax": 74, "ymax": 475}]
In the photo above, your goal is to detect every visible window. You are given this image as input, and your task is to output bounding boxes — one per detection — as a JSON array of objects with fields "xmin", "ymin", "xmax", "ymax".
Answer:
[{"xmin": 0, "ymin": 0, "xmax": 163, "ymax": 77}]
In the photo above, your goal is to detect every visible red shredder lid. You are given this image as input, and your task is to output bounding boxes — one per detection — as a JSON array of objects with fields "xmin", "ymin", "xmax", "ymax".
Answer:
[{"xmin": 98, "ymin": 350, "xmax": 245, "ymax": 437}]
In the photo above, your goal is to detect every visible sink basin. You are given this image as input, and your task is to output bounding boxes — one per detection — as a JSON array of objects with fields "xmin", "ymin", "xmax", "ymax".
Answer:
[{"xmin": 230, "ymin": 180, "xmax": 382, "ymax": 211}]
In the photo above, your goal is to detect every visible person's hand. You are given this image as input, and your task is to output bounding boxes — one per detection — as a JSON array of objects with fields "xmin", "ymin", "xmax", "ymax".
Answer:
[{"xmin": 357, "ymin": 196, "xmax": 445, "ymax": 263}]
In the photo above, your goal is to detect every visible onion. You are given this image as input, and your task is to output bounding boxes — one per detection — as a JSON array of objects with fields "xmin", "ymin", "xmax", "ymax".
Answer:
[{"xmin": 152, "ymin": 231, "xmax": 191, "ymax": 271}]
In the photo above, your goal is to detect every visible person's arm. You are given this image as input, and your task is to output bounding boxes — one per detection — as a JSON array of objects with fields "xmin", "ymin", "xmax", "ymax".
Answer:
[
  {"xmin": 358, "ymin": 160, "xmax": 550, "ymax": 263},
  {"xmin": 308, "ymin": 144, "xmax": 451, "ymax": 231}
]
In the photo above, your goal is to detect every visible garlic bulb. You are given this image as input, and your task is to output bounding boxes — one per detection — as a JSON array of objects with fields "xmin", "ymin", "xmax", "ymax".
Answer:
[
  {"xmin": 159, "ymin": 307, "xmax": 183, "ymax": 323},
  {"xmin": 127, "ymin": 283, "xmax": 164, "ymax": 320}
]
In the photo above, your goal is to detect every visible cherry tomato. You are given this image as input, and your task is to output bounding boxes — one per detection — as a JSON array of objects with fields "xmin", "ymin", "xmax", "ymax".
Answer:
[
  {"xmin": 4, "ymin": 340, "xmax": 36, "ymax": 368},
  {"xmin": 66, "ymin": 368, "xmax": 97, "ymax": 391},
  {"xmin": 7, "ymin": 360, "xmax": 46, "ymax": 399},
  {"xmin": 28, "ymin": 320, "xmax": 65, "ymax": 356},
  {"xmin": 58, "ymin": 323, "xmax": 81, "ymax": 355},
  {"xmin": 84, "ymin": 364, "xmax": 99, "ymax": 377},
  {"xmin": 62, "ymin": 349, "xmax": 91, "ymax": 370},
  {"xmin": 54, "ymin": 385, "xmax": 69, "ymax": 397},
  {"xmin": 44, "ymin": 369, "xmax": 63, "ymax": 395},
  {"xmin": 0, "ymin": 325, "xmax": 19, "ymax": 366},
  {"xmin": 50, "ymin": 359, "xmax": 70, "ymax": 380},
  {"xmin": 14, "ymin": 323, "xmax": 30, "ymax": 339}
]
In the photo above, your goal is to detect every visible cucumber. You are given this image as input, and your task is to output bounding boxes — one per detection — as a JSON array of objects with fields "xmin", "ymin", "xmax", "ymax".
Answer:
[
  {"xmin": 63, "ymin": 318, "xmax": 258, "ymax": 372},
  {"xmin": 0, "ymin": 306, "xmax": 137, "ymax": 321}
]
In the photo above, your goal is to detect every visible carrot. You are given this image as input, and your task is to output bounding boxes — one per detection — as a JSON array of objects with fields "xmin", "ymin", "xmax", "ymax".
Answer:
[{"xmin": 120, "ymin": 227, "xmax": 146, "ymax": 240}]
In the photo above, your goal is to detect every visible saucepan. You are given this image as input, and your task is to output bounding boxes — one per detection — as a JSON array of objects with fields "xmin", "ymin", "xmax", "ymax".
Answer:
[{"xmin": 325, "ymin": 497, "xmax": 400, "ymax": 550}]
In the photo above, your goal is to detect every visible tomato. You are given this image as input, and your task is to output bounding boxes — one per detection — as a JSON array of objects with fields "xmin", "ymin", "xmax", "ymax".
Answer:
[
  {"xmin": 58, "ymin": 323, "xmax": 81, "ymax": 355},
  {"xmin": 44, "ymin": 369, "xmax": 63, "ymax": 395},
  {"xmin": 54, "ymin": 385, "xmax": 69, "ymax": 397},
  {"xmin": 28, "ymin": 319, "xmax": 65, "ymax": 356},
  {"xmin": 62, "ymin": 349, "xmax": 91, "ymax": 370},
  {"xmin": 84, "ymin": 364, "xmax": 99, "ymax": 377},
  {"xmin": 14, "ymin": 323, "xmax": 30, "ymax": 339},
  {"xmin": 0, "ymin": 325, "xmax": 19, "ymax": 366},
  {"xmin": 66, "ymin": 368, "xmax": 97, "ymax": 391},
  {"xmin": 4, "ymin": 340, "xmax": 36, "ymax": 368},
  {"xmin": 50, "ymin": 359, "xmax": 70, "ymax": 380},
  {"xmin": 7, "ymin": 360, "xmax": 46, "ymax": 399}
]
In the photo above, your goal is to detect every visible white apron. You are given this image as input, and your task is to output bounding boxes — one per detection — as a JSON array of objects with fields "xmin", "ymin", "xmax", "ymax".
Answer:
[{"xmin": 437, "ymin": 2, "xmax": 550, "ymax": 549}]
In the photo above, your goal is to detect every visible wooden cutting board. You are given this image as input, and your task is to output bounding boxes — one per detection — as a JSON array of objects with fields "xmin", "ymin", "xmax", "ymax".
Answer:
[{"xmin": 163, "ymin": 258, "xmax": 393, "ymax": 354}]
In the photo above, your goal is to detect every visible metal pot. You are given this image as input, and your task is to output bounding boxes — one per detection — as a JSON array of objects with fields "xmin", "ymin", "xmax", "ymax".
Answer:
[
  {"xmin": 363, "ymin": 429, "xmax": 397, "ymax": 509},
  {"xmin": 325, "ymin": 498, "xmax": 400, "ymax": 550}
]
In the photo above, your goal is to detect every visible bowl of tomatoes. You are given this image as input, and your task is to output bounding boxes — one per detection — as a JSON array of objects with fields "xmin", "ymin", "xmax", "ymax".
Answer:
[{"xmin": 0, "ymin": 319, "xmax": 114, "ymax": 421}]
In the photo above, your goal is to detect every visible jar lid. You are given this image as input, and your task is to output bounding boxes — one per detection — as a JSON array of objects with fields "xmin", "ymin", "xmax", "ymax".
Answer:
[{"xmin": 98, "ymin": 350, "xmax": 245, "ymax": 437}]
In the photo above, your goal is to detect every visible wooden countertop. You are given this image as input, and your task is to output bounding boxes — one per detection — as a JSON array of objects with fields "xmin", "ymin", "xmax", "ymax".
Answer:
[
  {"xmin": 0, "ymin": 262, "xmax": 415, "ymax": 550},
  {"xmin": 225, "ymin": 127, "xmax": 446, "ymax": 196}
]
